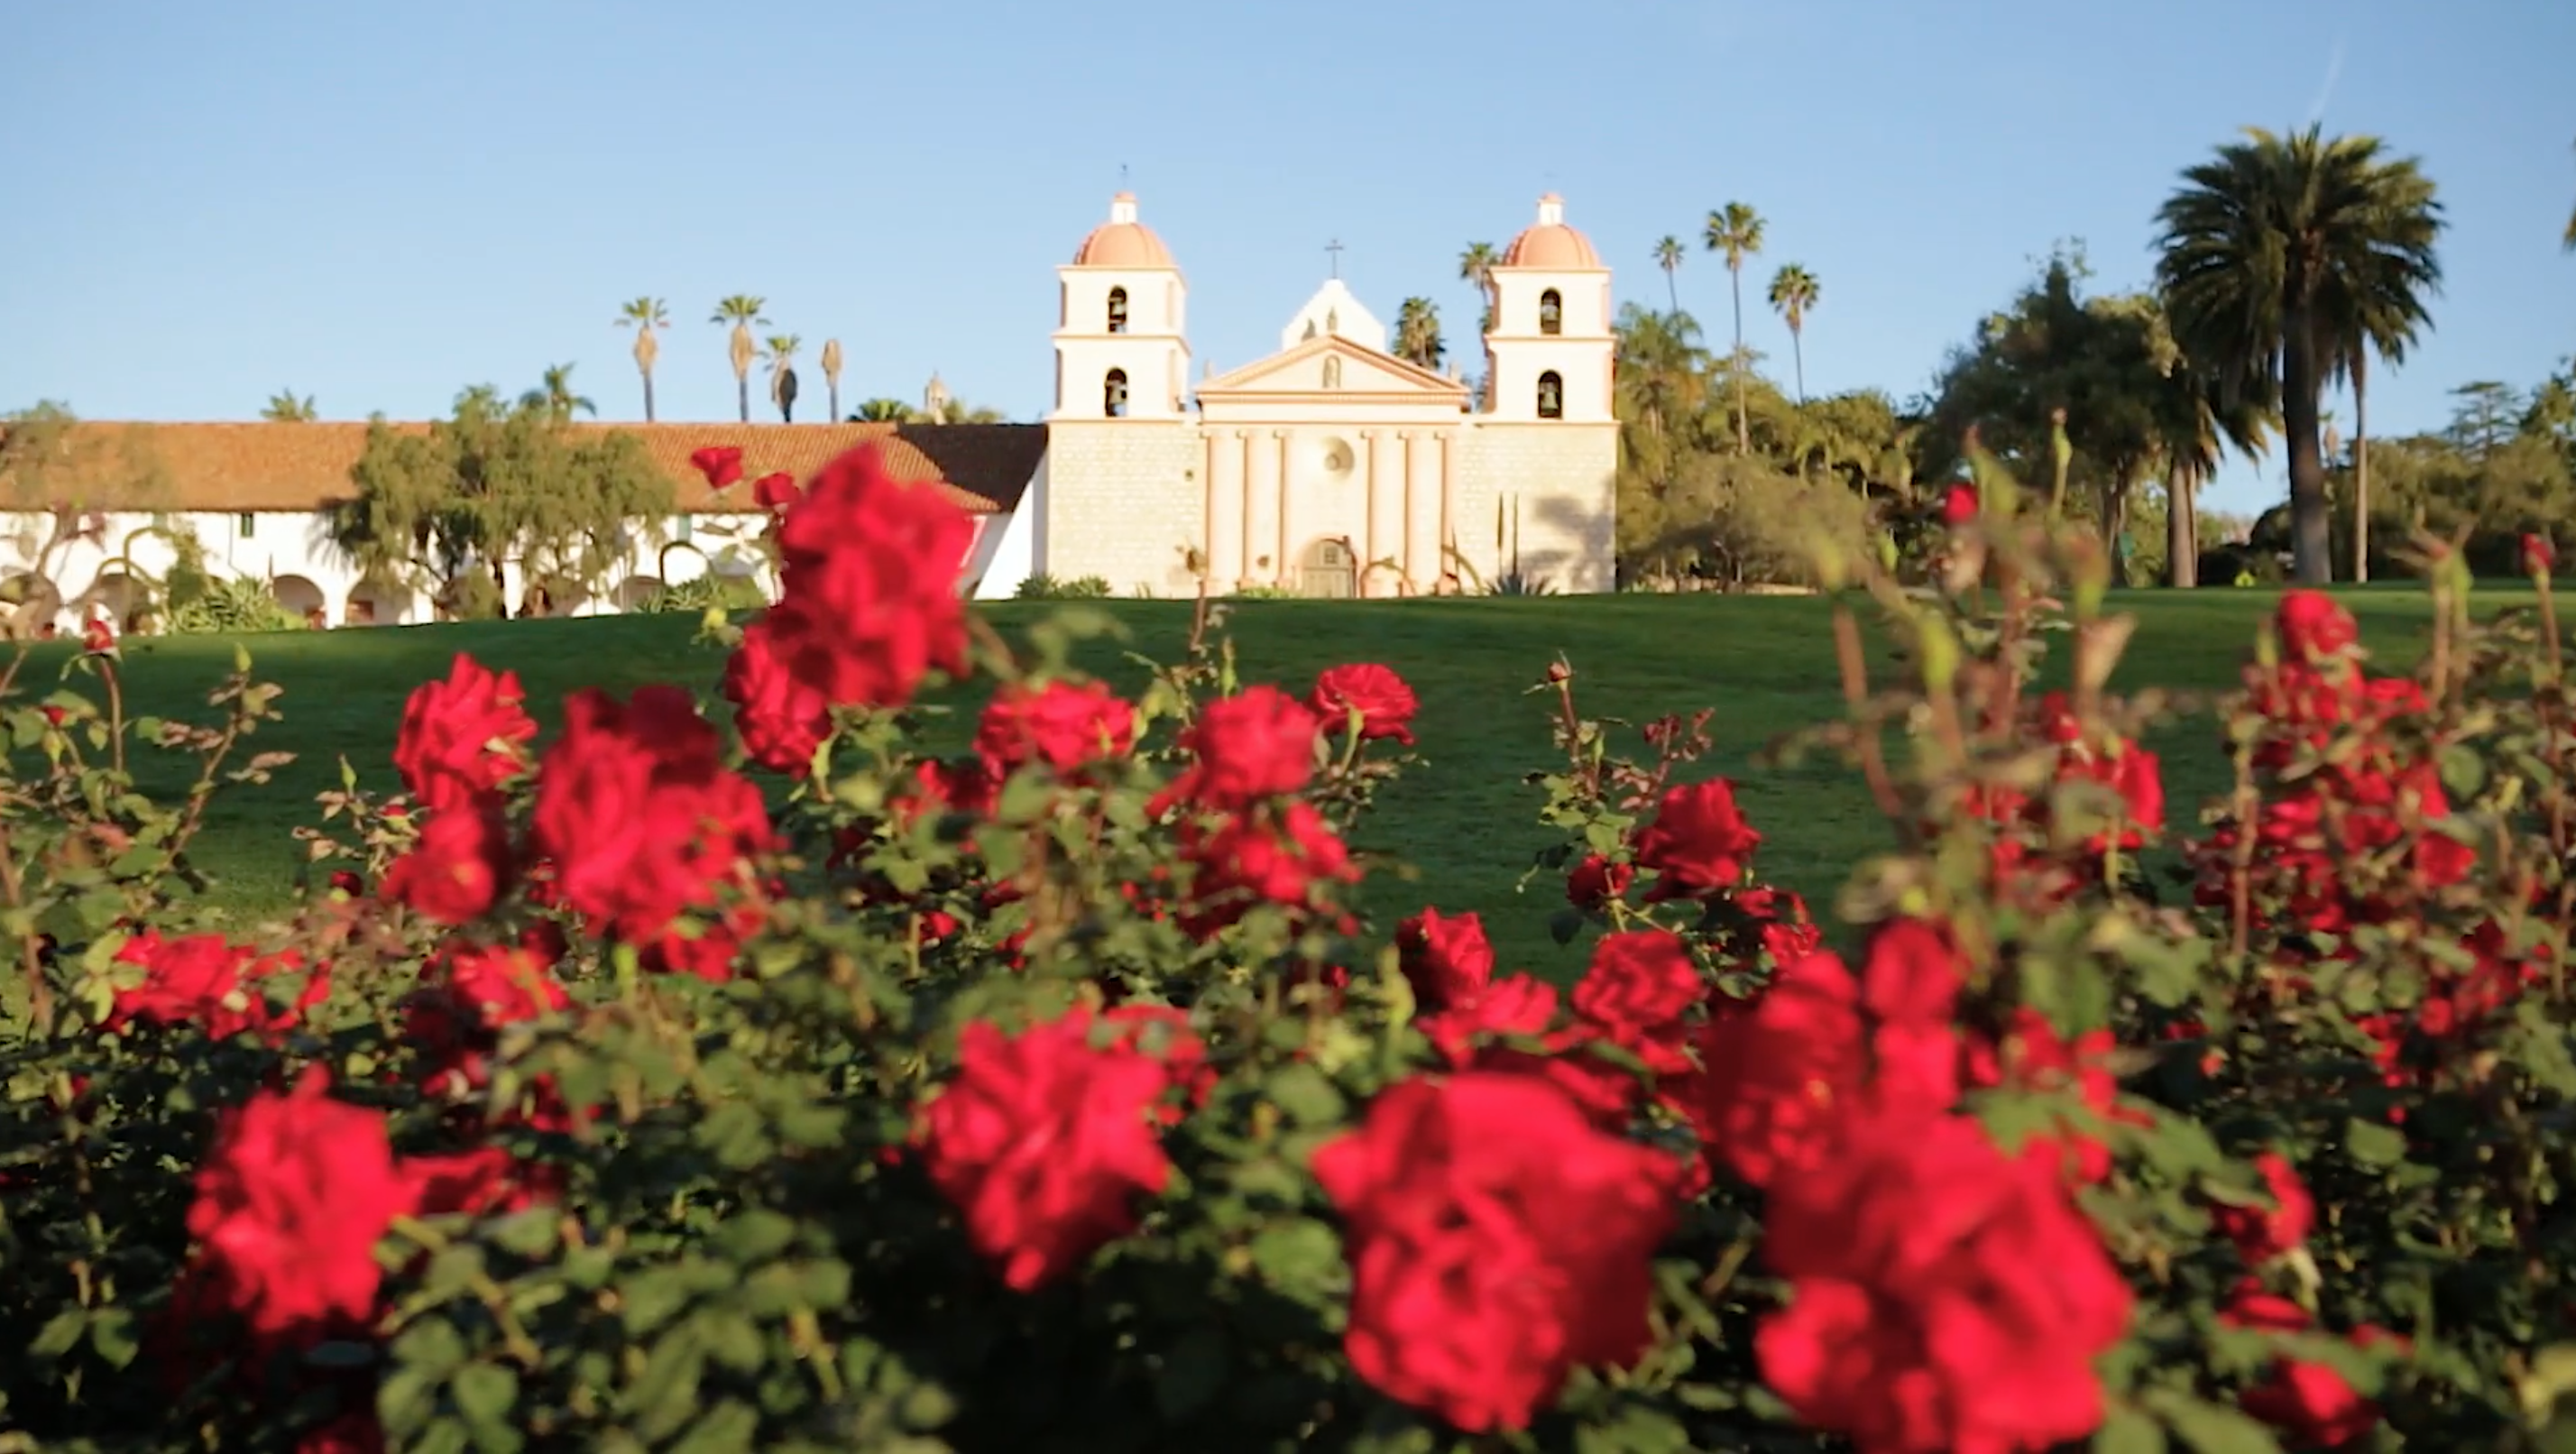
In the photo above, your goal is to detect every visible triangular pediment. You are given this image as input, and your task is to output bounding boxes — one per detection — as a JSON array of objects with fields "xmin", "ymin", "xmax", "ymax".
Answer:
[{"xmin": 1198, "ymin": 334, "xmax": 1468, "ymax": 400}]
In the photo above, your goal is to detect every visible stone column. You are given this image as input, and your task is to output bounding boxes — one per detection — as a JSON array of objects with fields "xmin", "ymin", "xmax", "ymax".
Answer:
[
  {"xmin": 1237, "ymin": 430, "xmax": 1256, "ymax": 590},
  {"xmin": 1360, "ymin": 429, "xmax": 1381, "ymax": 597},
  {"xmin": 1199, "ymin": 431, "xmax": 1219, "ymax": 585},
  {"xmin": 1398, "ymin": 432, "xmax": 1419, "ymax": 591},
  {"xmin": 1274, "ymin": 430, "xmax": 1292, "ymax": 586},
  {"xmin": 1434, "ymin": 431, "xmax": 1458, "ymax": 588}
]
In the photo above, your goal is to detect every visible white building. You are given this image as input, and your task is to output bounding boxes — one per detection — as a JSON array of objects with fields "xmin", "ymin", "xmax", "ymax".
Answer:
[{"xmin": 0, "ymin": 192, "xmax": 1615, "ymax": 630}]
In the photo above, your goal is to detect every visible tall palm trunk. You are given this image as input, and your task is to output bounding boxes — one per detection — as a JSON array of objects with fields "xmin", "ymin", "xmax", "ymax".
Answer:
[
  {"xmin": 1728, "ymin": 264, "xmax": 1750, "ymax": 453},
  {"xmin": 1789, "ymin": 323, "xmax": 1806, "ymax": 404},
  {"xmin": 2167, "ymin": 462, "xmax": 2199, "ymax": 588},
  {"xmin": 2351, "ymin": 349, "xmax": 2371, "ymax": 584},
  {"xmin": 2282, "ymin": 306, "xmax": 2332, "ymax": 585},
  {"xmin": 641, "ymin": 373, "xmax": 657, "ymax": 424},
  {"xmin": 1664, "ymin": 271, "xmax": 1678, "ymax": 314}
]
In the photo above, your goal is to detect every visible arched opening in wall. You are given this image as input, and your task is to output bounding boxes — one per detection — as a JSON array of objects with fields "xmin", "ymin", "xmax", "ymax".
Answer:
[
  {"xmin": 1104, "ymin": 368, "xmax": 1130, "ymax": 418},
  {"xmin": 271, "ymin": 574, "xmax": 327, "ymax": 629},
  {"xmin": 1537, "ymin": 371, "xmax": 1565, "ymax": 419},
  {"xmin": 1, "ymin": 573, "xmax": 62, "ymax": 639},
  {"xmin": 1320, "ymin": 355, "xmax": 1342, "ymax": 390},
  {"xmin": 344, "ymin": 577, "xmax": 409, "ymax": 626},
  {"xmin": 1106, "ymin": 286, "xmax": 1130, "ymax": 335},
  {"xmin": 1539, "ymin": 289, "xmax": 1563, "ymax": 336},
  {"xmin": 612, "ymin": 575, "xmax": 666, "ymax": 612},
  {"xmin": 87, "ymin": 571, "xmax": 143, "ymax": 633},
  {"xmin": 1296, "ymin": 538, "xmax": 1357, "ymax": 600}
]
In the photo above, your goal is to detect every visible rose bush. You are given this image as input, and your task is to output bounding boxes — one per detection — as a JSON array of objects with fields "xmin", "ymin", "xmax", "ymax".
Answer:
[{"xmin": 9, "ymin": 441, "xmax": 2576, "ymax": 1451}]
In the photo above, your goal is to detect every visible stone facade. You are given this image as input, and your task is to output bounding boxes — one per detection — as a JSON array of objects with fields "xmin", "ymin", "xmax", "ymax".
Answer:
[{"xmin": 1034, "ymin": 192, "xmax": 1620, "ymax": 598}]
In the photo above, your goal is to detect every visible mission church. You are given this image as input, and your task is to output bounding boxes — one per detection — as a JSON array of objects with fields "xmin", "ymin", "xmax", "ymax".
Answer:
[{"xmin": 0, "ymin": 193, "xmax": 1615, "ymax": 630}]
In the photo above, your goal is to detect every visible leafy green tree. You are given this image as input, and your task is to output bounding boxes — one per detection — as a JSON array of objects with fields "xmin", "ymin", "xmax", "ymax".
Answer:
[
  {"xmin": 851, "ymin": 398, "xmax": 912, "ymax": 423},
  {"xmin": 331, "ymin": 391, "xmax": 674, "ymax": 618},
  {"xmin": 712, "ymin": 295, "xmax": 769, "ymax": 423},
  {"xmin": 1392, "ymin": 298, "xmax": 1443, "ymax": 370},
  {"xmin": 616, "ymin": 298, "xmax": 667, "ymax": 421},
  {"xmin": 1701, "ymin": 202, "xmax": 1765, "ymax": 453},
  {"xmin": 1766, "ymin": 263, "xmax": 1820, "ymax": 402},
  {"xmin": 2155, "ymin": 125, "xmax": 2444, "ymax": 584},
  {"xmin": 260, "ymin": 391, "xmax": 317, "ymax": 422}
]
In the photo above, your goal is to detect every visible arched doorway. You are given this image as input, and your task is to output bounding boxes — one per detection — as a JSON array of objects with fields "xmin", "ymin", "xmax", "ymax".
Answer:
[
  {"xmin": 271, "ymin": 574, "xmax": 327, "ymax": 629},
  {"xmin": 344, "ymin": 578, "xmax": 411, "ymax": 626},
  {"xmin": 612, "ymin": 575, "xmax": 665, "ymax": 612},
  {"xmin": 1296, "ymin": 538, "xmax": 1356, "ymax": 600}
]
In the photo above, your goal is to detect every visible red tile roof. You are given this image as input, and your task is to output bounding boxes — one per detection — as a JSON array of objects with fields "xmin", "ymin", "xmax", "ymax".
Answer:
[{"xmin": 0, "ymin": 420, "xmax": 1044, "ymax": 516}]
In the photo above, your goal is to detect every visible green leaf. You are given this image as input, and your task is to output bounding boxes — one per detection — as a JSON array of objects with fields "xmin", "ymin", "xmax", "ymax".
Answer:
[
  {"xmin": 29, "ymin": 1309, "xmax": 86, "ymax": 1359},
  {"xmin": 2344, "ymin": 1117, "xmax": 2408, "ymax": 1170},
  {"xmin": 450, "ymin": 1362, "xmax": 520, "ymax": 1428},
  {"xmin": 1265, "ymin": 1063, "xmax": 1347, "ymax": 1128},
  {"xmin": 2095, "ymin": 1403, "xmax": 2169, "ymax": 1454},
  {"xmin": 87, "ymin": 1309, "xmax": 138, "ymax": 1369},
  {"xmin": 1248, "ymin": 1218, "xmax": 1340, "ymax": 1293},
  {"xmin": 2146, "ymin": 1390, "xmax": 2285, "ymax": 1454},
  {"xmin": 487, "ymin": 1209, "xmax": 560, "ymax": 1259},
  {"xmin": 712, "ymin": 1208, "xmax": 799, "ymax": 1265},
  {"xmin": 671, "ymin": 1402, "xmax": 761, "ymax": 1454}
]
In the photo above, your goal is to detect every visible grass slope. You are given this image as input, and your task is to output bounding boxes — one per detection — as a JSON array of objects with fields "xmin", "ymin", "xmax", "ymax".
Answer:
[{"xmin": 49, "ymin": 589, "xmax": 2494, "ymax": 978}]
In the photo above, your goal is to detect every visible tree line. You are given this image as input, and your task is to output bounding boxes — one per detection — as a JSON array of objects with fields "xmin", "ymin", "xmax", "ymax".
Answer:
[{"xmin": 1589, "ymin": 124, "xmax": 2572, "ymax": 589}]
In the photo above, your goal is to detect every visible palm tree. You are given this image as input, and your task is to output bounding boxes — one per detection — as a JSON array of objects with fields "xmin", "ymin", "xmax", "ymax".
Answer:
[
  {"xmin": 1393, "ymin": 298, "xmax": 1444, "ymax": 369},
  {"xmin": 711, "ymin": 295, "xmax": 769, "ymax": 423},
  {"xmin": 851, "ymin": 398, "xmax": 912, "ymax": 422},
  {"xmin": 1765, "ymin": 263, "xmax": 1821, "ymax": 403},
  {"xmin": 820, "ymin": 339, "xmax": 845, "ymax": 423},
  {"xmin": 520, "ymin": 363, "xmax": 596, "ymax": 422},
  {"xmin": 2148, "ymin": 335, "xmax": 2274, "ymax": 588},
  {"xmin": 1458, "ymin": 242, "xmax": 1499, "ymax": 335},
  {"xmin": 2323, "ymin": 162, "xmax": 2436, "ymax": 584},
  {"xmin": 2154, "ymin": 125, "xmax": 2443, "ymax": 584},
  {"xmin": 763, "ymin": 335, "xmax": 803, "ymax": 423},
  {"xmin": 261, "ymin": 390, "xmax": 317, "ymax": 422},
  {"xmin": 1652, "ymin": 236, "xmax": 1686, "ymax": 314},
  {"xmin": 1702, "ymin": 201, "xmax": 1766, "ymax": 453},
  {"xmin": 615, "ymin": 297, "xmax": 667, "ymax": 421}
]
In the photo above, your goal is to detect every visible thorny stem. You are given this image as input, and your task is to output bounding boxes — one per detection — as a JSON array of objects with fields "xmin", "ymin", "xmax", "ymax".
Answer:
[
  {"xmin": 0, "ymin": 823, "xmax": 51, "ymax": 1031},
  {"xmin": 1831, "ymin": 603, "xmax": 1909, "ymax": 824},
  {"xmin": 101, "ymin": 657, "xmax": 125, "ymax": 777}
]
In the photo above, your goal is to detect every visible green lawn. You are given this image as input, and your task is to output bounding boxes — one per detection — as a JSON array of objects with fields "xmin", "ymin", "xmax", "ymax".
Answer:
[{"xmin": 32, "ymin": 588, "xmax": 2497, "ymax": 980}]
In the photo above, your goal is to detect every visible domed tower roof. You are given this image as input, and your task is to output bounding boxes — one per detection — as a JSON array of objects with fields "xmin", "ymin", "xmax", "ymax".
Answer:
[
  {"xmin": 1500, "ymin": 193, "xmax": 1602, "ymax": 268},
  {"xmin": 1072, "ymin": 192, "xmax": 1176, "ymax": 268}
]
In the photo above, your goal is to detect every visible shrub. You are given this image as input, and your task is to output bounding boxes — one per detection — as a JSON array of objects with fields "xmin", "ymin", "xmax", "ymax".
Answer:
[
  {"xmin": 163, "ymin": 575, "xmax": 308, "ymax": 634},
  {"xmin": 641, "ymin": 571, "xmax": 770, "ymax": 615},
  {"xmin": 14, "ymin": 442, "xmax": 2576, "ymax": 1451},
  {"xmin": 1014, "ymin": 573, "xmax": 1113, "ymax": 600}
]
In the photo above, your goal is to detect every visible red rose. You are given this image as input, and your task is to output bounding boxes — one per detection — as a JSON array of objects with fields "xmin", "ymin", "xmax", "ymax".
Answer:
[
  {"xmin": 1566, "ymin": 853, "xmax": 1633, "ymax": 910},
  {"xmin": 82, "ymin": 613, "xmax": 117, "ymax": 656},
  {"xmin": 1569, "ymin": 929, "xmax": 1701, "ymax": 1078},
  {"xmin": 722, "ymin": 616, "xmax": 834, "ymax": 775},
  {"xmin": 764, "ymin": 443, "xmax": 975, "ymax": 709},
  {"xmin": 1756, "ymin": 1108, "xmax": 2133, "ymax": 1454},
  {"xmin": 1854, "ymin": 918, "xmax": 1965, "ymax": 1104},
  {"xmin": 1097, "ymin": 1004, "xmax": 1216, "ymax": 1122},
  {"xmin": 529, "ymin": 686, "xmax": 776, "ymax": 948},
  {"xmin": 2276, "ymin": 590, "xmax": 2359, "ymax": 660},
  {"xmin": 752, "ymin": 470, "xmax": 799, "ymax": 511},
  {"xmin": 393, "ymin": 653, "xmax": 537, "ymax": 812},
  {"xmin": 104, "ymin": 933, "xmax": 284, "ymax": 1040},
  {"xmin": 1941, "ymin": 483, "xmax": 1979, "ymax": 526},
  {"xmin": 689, "ymin": 445, "xmax": 745, "ymax": 491},
  {"xmin": 1394, "ymin": 907, "xmax": 1495, "ymax": 1013},
  {"xmin": 1177, "ymin": 800, "xmax": 1359, "ymax": 936},
  {"xmin": 1633, "ymin": 778, "xmax": 1762, "ymax": 898},
  {"xmin": 2213, "ymin": 1150, "xmax": 2314, "ymax": 1266},
  {"xmin": 974, "ymin": 678, "xmax": 1137, "ymax": 778},
  {"xmin": 184, "ymin": 1068, "xmax": 420, "ymax": 1340},
  {"xmin": 915, "ymin": 1013, "xmax": 1173, "ymax": 1291},
  {"xmin": 2222, "ymin": 1289, "xmax": 2401, "ymax": 1449},
  {"xmin": 2525, "ymin": 534, "xmax": 2558, "ymax": 576},
  {"xmin": 404, "ymin": 940, "xmax": 570, "ymax": 1098},
  {"xmin": 1312, "ymin": 1072, "xmax": 1681, "ymax": 1431},
  {"xmin": 380, "ymin": 803, "xmax": 513, "ymax": 925},
  {"xmin": 1162, "ymin": 686, "xmax": 1320, "ymax": 809},
  {"xmin": 1308, "ymin": 662, "xmax": 1419, "ymax": 746},
  {"xmin": 1417, "ymin": 973, "xmax": 1559, "ymax": 1066},
  {"xmin": 1964, "ymin": 1008, "xmax": 2136, "ymax": 1185}
]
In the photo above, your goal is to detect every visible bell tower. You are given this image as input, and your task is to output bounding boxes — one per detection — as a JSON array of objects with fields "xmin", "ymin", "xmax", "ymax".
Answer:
[
  {"xmin": 1050, "ymin": 192, "xmax": 1191, "ymax": 420},
  {"xmin": 1483, "ymin": 194, "xmax": 1613, "ymax": 424}
]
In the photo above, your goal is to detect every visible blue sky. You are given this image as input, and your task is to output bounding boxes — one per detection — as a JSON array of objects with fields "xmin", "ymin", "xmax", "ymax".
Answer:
[{"xmin": 4, "ymin": 0, "xmax": 2570, "ymax": 514}]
